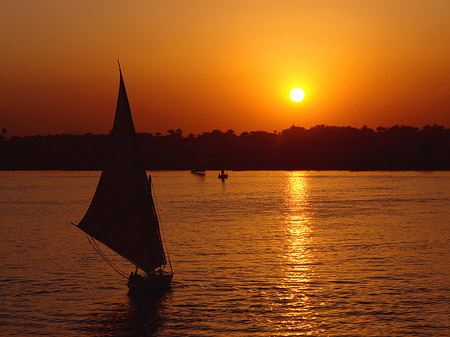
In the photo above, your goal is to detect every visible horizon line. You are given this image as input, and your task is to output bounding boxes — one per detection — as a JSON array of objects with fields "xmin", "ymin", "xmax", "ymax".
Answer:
[{"xmin": 2, "ymin": 123, "xmax": 449, "ymax": 138}]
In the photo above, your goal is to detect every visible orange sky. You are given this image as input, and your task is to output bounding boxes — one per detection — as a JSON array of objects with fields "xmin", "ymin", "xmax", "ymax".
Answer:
[{"xmin": 1, "ymin": 0, "xmax": 449, "ymax": 136}]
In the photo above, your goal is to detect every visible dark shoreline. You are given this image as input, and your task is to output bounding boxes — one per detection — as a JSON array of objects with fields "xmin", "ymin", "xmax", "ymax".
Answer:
[{"xmin": 2, "ymin": 124, "xmax": 449, "ymax": 171}]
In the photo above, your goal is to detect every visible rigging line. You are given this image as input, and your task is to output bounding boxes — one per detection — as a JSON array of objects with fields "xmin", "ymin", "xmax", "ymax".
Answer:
[
  {"xmin": 149, "ymin": 177, "xmax": 173, "ymax": 272},
  {"xmin": 87, "ymin": 235, "xmax": 128, "ymax": 279},
  {"xmin": 90, "ymin": 237, "xmax": 128, "ymax": 279}
]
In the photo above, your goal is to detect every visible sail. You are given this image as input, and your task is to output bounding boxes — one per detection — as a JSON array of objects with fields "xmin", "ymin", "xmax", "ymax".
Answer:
[{"xmin": 78, "ymin": 68, "xmax": 166, "ymax": 273}]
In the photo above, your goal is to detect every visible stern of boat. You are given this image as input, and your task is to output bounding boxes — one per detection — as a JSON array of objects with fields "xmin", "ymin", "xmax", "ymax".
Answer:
[{"xmin": 127, "ymin": 270, "xmax": 173, "ymax": 294}]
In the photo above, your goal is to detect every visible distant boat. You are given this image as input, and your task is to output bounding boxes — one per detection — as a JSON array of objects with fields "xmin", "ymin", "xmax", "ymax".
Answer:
[
  {"xmin": 75, "ymin": 63, "xmax": 173, "ymax": 293},
  {"xmin": 191, "ymin": 169, "xmax": 206, "ymax": 175},
  {"xmin": 218, "ymin": 169, "xmax": 228, "ymax": 179}
]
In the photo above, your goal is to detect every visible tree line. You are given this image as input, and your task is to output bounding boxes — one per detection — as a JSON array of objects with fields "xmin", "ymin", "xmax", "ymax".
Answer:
[{"xmin": 1, "ymin": 124, "xmax": 449, "ymax": 170}]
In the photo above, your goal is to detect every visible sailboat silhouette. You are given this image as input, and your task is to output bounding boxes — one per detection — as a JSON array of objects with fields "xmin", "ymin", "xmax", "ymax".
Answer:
[{"xmin": 75, "ymin": 63, "xmax": 173, "ymax": 293}]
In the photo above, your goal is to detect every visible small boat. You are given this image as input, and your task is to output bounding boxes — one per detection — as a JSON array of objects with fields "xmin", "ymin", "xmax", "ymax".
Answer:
[
  {"xmin": 218, "ymin": 169, "xmax": 228, "ymax": 179},
  {"xmin": 75, "ymin": 63, "xmax": 173, "ymax": 294},
  {"xmin": 191, "ymin": 169, "xmax": 206, "ymax": 175}
]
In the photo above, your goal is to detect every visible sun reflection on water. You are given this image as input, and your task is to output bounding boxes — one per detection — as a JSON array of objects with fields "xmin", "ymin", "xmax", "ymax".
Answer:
[
  {"xmin": 273, "ymin": 171, "xmax": 323, "ymax": 335},
  {"xmin": 284, "ymin": 171, "xmax": 313, "ymax": 277}
]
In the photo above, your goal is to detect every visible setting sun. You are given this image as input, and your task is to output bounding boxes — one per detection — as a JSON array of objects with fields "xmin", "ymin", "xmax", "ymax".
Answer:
[{"xmin": 290, "ymin": 88, "xmax": 305, "ymax": 102}]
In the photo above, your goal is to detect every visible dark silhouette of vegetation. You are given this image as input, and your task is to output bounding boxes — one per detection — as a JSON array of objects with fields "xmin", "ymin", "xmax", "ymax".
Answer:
[{"xmin": 1, "ymin": 124, "xmax": 449, "ymax": 170}]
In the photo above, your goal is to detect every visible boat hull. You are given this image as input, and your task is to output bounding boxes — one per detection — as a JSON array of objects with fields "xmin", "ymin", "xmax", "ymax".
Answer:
[
  {"xmin": 191, "ymin": 170, "xmax": 206, "ymax": 175},
  {"xmin": 128, "ymin": 271, "xmax": 173, "ymax": 294}
]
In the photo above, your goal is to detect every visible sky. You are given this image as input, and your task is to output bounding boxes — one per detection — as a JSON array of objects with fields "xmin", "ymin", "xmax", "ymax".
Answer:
[{"xmin": 1, "ymin": 0, "xmax": 449, "ymax": 136}]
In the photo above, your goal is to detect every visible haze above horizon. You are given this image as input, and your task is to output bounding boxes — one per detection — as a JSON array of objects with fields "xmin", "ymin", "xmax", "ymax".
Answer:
[{"xmin": 1, "ymin": 0, "xmax": 449, "ymax": 136}]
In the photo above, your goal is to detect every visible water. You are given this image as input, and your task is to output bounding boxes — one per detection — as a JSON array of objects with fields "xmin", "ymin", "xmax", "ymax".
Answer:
[{"xmin": 0, "ymin": 170, "xmax": 449, "ymax": 336}]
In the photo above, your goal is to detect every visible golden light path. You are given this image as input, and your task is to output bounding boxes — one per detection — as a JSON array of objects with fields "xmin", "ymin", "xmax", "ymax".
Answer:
[{"xmin": 274, "ymin": 171, "xmax": 323, "ymax": 335}]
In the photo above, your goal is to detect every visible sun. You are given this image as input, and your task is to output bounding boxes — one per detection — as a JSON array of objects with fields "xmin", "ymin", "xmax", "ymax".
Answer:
[{"xmin": 290, "ymin": 88, "xmax": 305, "ymax": 102}]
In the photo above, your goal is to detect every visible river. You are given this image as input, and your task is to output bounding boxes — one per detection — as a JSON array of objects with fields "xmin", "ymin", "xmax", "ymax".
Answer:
[{"xmin": 1, "ymin": 170, "xmax": 449, "ymax": 336}]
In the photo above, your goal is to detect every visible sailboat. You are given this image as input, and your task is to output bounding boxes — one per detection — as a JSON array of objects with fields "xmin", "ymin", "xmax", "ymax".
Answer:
[
  {"xmin": 75, "ymin": 63, "xmax": 173, "ymax": 293},
  {"xmin": 218, "ymin": 169, "xmax": 228, "ymax": 180}
]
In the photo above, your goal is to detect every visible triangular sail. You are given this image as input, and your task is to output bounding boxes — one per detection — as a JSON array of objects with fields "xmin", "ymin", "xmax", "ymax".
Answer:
[{"xmin": 78, "ymin": 68, "xmax": 166, "ymax": 273}]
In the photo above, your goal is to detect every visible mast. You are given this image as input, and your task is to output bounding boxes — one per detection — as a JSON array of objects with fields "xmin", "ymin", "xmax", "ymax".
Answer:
[{"xmin": 77, "ymin": 64, "xmax": 166, "ymax": 274}]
